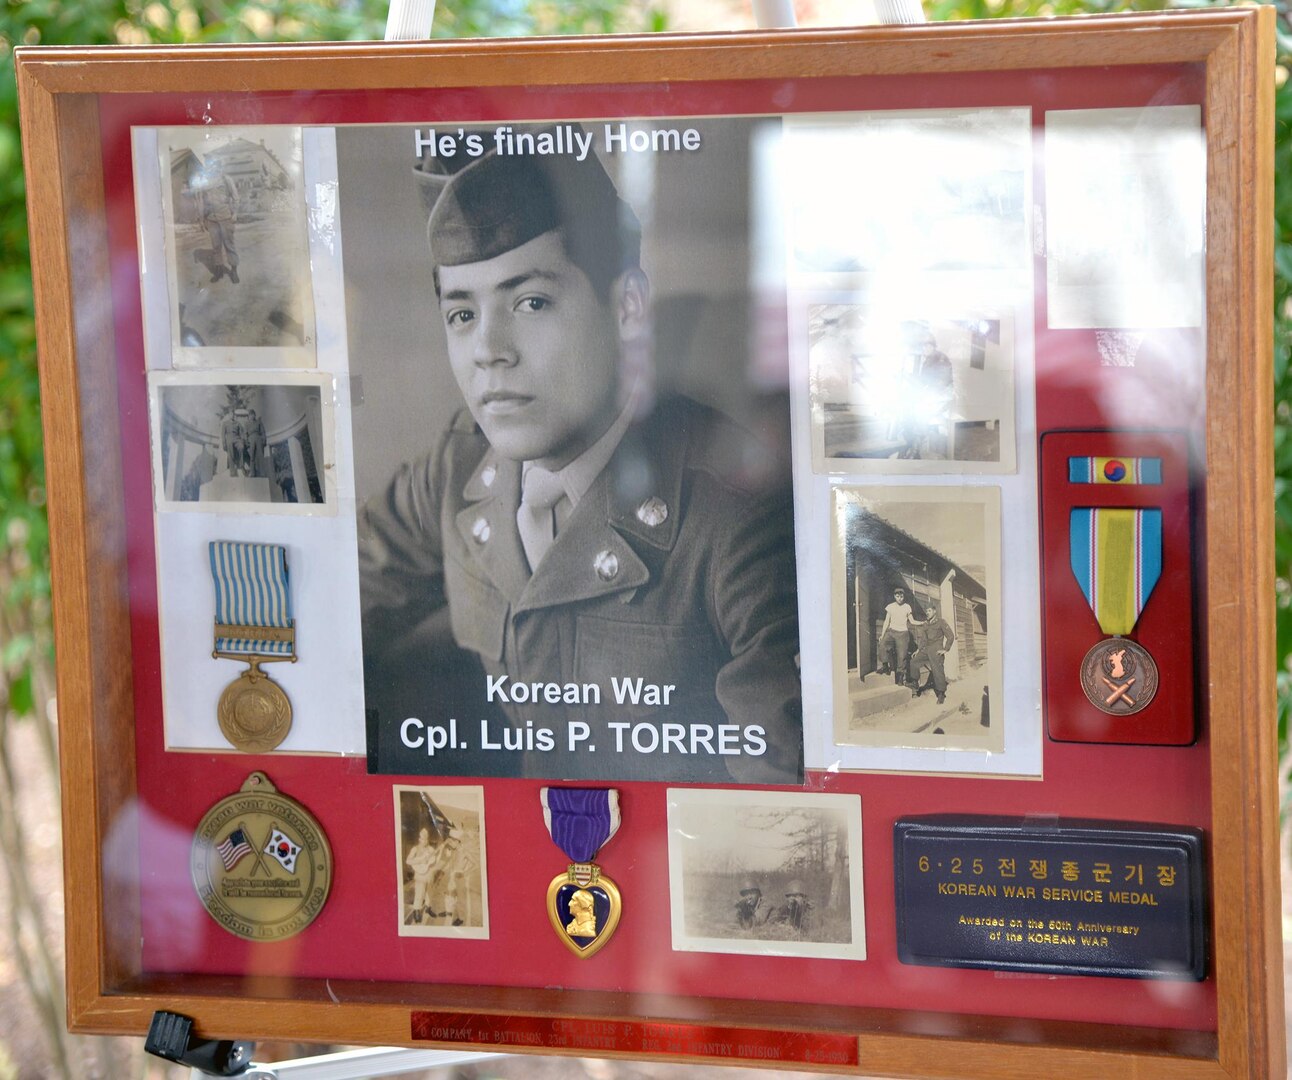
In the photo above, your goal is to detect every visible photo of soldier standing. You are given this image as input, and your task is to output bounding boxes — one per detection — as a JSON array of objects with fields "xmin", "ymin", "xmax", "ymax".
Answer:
[
  {"xmin": 348, "ymin": 121, "xmax": 802, "ymax": 783},
  {"xmin": 910, "ymin": 608, "xmax": 956, "ymax": 704},
  {"xmin": 192, "ymin": 157, "xmax": 241, "ymax": 283}
]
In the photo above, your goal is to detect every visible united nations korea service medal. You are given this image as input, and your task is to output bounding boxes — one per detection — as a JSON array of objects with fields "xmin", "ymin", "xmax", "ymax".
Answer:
[
  {"xmin": 541, "ymin": 788, "xmax": 622, "ymax": 958},
  {"xmin": 209, "ymin": 541, "xmax": 297, "ymax": 752},
  {"xmin": 191, "ymin": 772, "xmax": 332, "ymax": 941}
]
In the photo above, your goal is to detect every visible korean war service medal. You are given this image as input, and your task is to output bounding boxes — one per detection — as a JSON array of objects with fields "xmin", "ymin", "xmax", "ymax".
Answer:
[
  {"xmin": 209, "ymin": 540, "xmax": 296, "ymax": 752},
  {"xmin": 542, "ymin": 787, "xmax": 622, "ymax": 958},
  {"xmin": 191, "ymin": 771, "xmax": 333, "ymax": 941},
  {"xmin": 1069, "ymin": 477, "xmax": 1162, "ymax": 716}
]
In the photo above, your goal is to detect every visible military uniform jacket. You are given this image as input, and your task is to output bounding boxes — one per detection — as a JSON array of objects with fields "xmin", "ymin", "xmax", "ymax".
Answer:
[
  {"xmin": 359, "ymin": 396, "xmax": 803, "ymax": 783},
  {"xmin": 911, "ymin": 617, "xmax": 955, "ymax": 658}
]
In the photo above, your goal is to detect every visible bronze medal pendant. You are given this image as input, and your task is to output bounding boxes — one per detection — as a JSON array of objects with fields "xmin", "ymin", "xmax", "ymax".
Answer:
[
  {"xmin": 218, "ymin": 657, "xmax": 292, "ymax": 753},
  {"xmin": 541, "ymin": 787, "xmax": 622, "ymax": 959},
  {"xmin": 191, "ymin": 771, "xmax": 332, "ymax": 941},
  {"xmin": 546, "ymin": 862, "xmax": 623, "ymax": 959},
  {"xmin": 1079, "ymin": 637, "xmax": 1159, "ymax": 715},
  {"xmin": 1069, "ymin": 507, "xmax": 1162, "ymax": 718},
  {"xmin": 209, "ymin": 541, "xmax": 297, "ymax": 752}
]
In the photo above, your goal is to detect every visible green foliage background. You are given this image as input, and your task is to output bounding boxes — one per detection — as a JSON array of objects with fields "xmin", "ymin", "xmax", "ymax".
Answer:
[{"xmin": 0, "ymin": 0, "xmax": 1288, "ymax": 1072}]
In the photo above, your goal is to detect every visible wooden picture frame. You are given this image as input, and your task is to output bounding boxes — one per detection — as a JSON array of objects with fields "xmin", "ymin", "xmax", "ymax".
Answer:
[{"xmin": 15, "ymin": 9, "xmax": 1282, "ymax": 1077}]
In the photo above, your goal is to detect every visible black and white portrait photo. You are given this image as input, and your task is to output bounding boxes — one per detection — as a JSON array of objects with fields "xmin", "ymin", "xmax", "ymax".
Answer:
[
  {"xmin": 157, "ymin": 125, "xmax": 316, "ymax": 366},
  {"xmin": 394, "ymin": 785, "xmax": 489, "ymax": 939},
  {"xmin": 830, "ymin": 485, "xmax": 1004, "ymax": 753},
  {"xmin": 149, "ymin": 374, "xmax": 331, "ymax": 513},
  {"xmin": 342, "ymin": 118, "xmax": 803, "ymax": 784},
  {"xmin": 808, "ymin": 307, "xmax": 1016, "ymax": 473},
  {"xmin": 667, "ymin": 788, "xmax": 865, "ymax": 960}
]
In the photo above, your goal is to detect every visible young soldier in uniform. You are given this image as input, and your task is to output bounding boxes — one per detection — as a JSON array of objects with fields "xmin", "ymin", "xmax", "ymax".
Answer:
[
  {"xmin": 404, "ymin": 827, "xmax": 439, "ymax": 924},
  {"xmin": 734, "ymin": 879, "xmax": 766, "ymax": 930},
  {"xmin": 191, "ymin": 158, "xmax": 241, "ymax": 284},
  {"xmin": 910, "ymin": 607, "xmax": 956, "ymax": 705},
  {"xmin": 359, "ymin": 141, "xmax": 802, "ymax": 784}
]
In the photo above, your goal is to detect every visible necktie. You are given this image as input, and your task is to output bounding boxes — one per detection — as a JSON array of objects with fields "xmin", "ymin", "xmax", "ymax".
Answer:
[{"xmin": 517, "ymin": 466, "xmax": 566, "ymax": 572}]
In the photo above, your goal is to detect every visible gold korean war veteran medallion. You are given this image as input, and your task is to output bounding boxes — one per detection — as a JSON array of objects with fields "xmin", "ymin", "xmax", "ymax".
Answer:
[
  {"xmin": 1078, "ymin": 637, "xmax": 1159, "ymax": 716},
  {"xmin": 191, "ymin": 772, "xmax": 332, "ymax": 941}
]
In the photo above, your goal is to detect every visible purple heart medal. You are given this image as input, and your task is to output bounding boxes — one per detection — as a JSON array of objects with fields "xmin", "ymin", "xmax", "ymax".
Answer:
[{"xmin": 541, "ymin": 787, "xmax": 622, "ymax": 958}]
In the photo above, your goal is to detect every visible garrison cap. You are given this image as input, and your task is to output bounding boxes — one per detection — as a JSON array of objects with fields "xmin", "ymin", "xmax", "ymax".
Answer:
[{"xmin": 425, "ymin": 130, "xmax": 641, "ymax": 285}]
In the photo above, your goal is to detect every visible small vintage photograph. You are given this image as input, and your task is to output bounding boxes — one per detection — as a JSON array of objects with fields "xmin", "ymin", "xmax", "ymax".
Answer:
[
  {"xmin": 807, "ymin": 307, "xmax": 1016, "ymax": 473},
  {"xmin": 830, "ymin": 485, "xmax": 1004, "ymax": 753},
  {"xmin": 667, "ymin": 788, "xmax": 865, "ymax": 960},
  {"xmin": 394, "ymin": 785, "xmax": 489, "ymax": 938},
  {"xmin": 148, "ymin": 372, "xmax": 333, "ymax": 513},
  {"xmin": 157, "ymin": 125, "xmax": 316, "ymax": 366},
  {"xmin": 783, "ymin": 108, "xmax": 1032, "ymax": 275}
]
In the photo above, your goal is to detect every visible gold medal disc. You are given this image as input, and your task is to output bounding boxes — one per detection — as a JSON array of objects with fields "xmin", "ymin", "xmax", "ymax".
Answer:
[
  {"xmin": 1079, "ymin": 638, "xmax": 1159, "ymax": 716},
  {"xmin": 217, "ymin": 663, "xmax": 292, "ymax": 752},
  {"xmin": 191, "ymin": 772, "xmax": 332, "ymax": 941}
]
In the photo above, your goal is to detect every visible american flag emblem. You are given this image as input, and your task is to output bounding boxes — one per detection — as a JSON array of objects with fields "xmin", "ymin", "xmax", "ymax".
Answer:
[{"xmin": 215, "ymin": 828, "xmax": 253, "ymax": 871}]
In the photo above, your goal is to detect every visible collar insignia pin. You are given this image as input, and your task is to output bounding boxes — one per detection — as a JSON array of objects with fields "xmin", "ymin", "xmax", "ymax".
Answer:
[{"xmin": 635, "ymin": 496, "xmax": 668, "ymax": 527}]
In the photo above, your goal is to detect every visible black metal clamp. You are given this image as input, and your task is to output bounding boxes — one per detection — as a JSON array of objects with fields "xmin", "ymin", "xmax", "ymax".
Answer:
[{"xmin": 145, "ymin": 1010, "xmax": 255, "ymax": 1076}]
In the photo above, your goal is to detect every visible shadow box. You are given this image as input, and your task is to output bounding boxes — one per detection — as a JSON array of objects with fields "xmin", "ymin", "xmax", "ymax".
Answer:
[{"xmin": 15, "ymin": 8, "xmax": 1285, "ymax": 1078}]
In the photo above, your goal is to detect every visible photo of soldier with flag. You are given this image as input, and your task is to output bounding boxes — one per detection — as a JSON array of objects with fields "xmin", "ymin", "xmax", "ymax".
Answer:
[{"xmin": 394, "ymin": 785, "xmax": 490, "ymax": 939}]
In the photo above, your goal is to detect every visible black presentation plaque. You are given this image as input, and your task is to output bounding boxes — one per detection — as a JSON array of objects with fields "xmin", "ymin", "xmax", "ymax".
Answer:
[{"xmin": 894, "ymin": 816, "xmax": 1207, "ymax": 980}]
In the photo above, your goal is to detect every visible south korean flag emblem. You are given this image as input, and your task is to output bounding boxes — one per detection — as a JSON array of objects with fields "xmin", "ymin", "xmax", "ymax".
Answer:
[{"xmin": 264, "ymin": 827, "xmax": 302, "ymax": 873}]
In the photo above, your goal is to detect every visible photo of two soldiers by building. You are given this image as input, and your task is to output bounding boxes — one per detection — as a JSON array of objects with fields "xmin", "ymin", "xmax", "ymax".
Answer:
[
  {"xmin": 344, "ymin": 118, "xmax": 804, "ymax": 784},
  {"xmin": 835, "ymin": 492, "xmax": 993, "ymax": 745}
]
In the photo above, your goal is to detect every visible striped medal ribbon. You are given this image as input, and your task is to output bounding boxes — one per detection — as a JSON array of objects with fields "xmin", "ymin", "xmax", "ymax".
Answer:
[
  {"xmin": 1068, "ymin": 508, "xmax": 1161, "ymax": 635},
  {"xmin": 1067, "ymin": 456, "xmax": 1162, "ymax": 486},
  {"xmin": 209, "ymin": 540, "xmax": 297, "ymax": 752}
]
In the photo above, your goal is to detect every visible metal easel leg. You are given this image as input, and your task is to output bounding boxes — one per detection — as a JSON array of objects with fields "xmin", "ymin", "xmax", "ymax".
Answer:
[{"xmin": 187, "ymin": 1046, "xmax": 503, "ymax": 1079}]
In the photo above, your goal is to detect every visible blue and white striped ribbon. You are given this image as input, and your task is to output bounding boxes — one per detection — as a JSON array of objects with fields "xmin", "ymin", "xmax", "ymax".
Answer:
[{"xmin": 209, "ymin": 541, "xmax": 294, "ymax": 657}]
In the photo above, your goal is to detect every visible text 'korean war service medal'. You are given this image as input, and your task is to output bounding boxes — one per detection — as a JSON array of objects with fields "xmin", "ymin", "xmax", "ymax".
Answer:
[
  {"xmin": 209, "ymin": 540, "xmax": 296, "ymax": 752},
  {"xmin": 542, "ymin": 787, "xmax": 622, "ymax": 958},
  {"xmin": 191, "ymin": 771, "xmax": 333, "ymax": 941},
  {"xmin": 1069, "ymin": 457, "xmax": 1163, "ymax": 716}
]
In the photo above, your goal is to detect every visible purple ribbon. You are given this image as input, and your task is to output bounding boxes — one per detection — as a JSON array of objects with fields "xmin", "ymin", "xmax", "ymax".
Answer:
[{"xmin": 541, "ymin": 787, "xmax": 620, "ymax": 863}]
